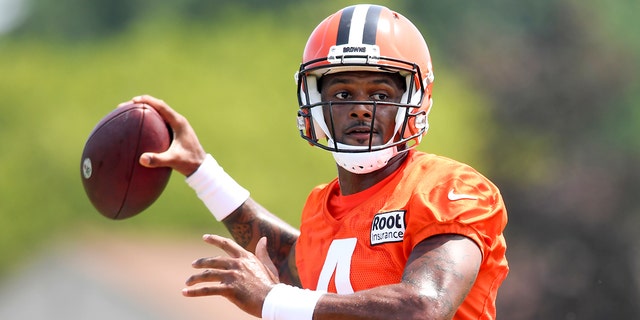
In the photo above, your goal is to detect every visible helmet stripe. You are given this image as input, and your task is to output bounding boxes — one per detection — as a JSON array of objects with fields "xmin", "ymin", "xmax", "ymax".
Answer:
[
  {"xmin": 336, "ymin": 6, "xmax": 355, "ymax": 45},
  {"xmin": 335, "ymin": 5, "xmax": 382, "ymax": 45},
  {"xmin": 362, "ymin": 5, "xmax": 382, "ymax": 45},
  {"xmin": 347, "ymin": 6, "xmax": 370, "ymax": 44}
]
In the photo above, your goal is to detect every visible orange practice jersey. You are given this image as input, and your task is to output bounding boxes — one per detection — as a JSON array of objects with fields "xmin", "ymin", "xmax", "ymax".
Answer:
[{"xmin": 295, "ymin": 150, "xmax": 508, "ymax": 319}]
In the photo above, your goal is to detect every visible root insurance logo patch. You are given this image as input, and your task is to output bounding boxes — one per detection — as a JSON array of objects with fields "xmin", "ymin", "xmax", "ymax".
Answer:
[{"xmin": 370, "ymin": 210, "xmax": 406, "ymax": 245}]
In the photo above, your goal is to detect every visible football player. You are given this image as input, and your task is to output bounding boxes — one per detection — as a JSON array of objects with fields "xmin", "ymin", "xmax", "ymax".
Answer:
[{"xmin": 128, "ymin": 4, "xmax": 508, "ymax": 319}]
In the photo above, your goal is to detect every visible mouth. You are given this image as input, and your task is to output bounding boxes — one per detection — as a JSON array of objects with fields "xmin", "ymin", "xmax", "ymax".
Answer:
[{"xmin": 344, "ymin": 123, "xmax": 379, "ymax": 145}]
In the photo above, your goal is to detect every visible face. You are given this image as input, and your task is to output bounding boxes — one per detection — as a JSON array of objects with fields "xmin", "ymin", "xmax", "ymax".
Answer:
[{"xmin": 319, "ymin": 71, "xmax": 405, "ymax": 147}]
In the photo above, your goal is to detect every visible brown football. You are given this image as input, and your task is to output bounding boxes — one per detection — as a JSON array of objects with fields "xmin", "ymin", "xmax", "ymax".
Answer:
[{"xmin": 80, "ymin": 103, "xmax": 172, "ymax": 220}]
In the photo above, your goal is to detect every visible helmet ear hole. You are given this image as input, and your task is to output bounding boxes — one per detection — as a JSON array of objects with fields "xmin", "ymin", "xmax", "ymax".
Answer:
[
  {"xmin": 299, "ymin": 73, "xmax": 330, "ymax": 141},
  {"xmin": 298, "ymin": 108, "xmax": 328, "ymax": 145},
  {"xmin": 297, "ymin": 109, "xmax": 312, "ymax": 141},
  {"xmin": 403, "ymin": 111, "xmax": 429, "ymax": 140}
]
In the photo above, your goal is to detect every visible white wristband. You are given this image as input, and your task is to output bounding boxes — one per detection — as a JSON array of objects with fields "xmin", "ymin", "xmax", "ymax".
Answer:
[
  {"xmin": 185, "ymin": 154, "xmax": 250, "ymax": 221},
  {"xmin": 262, "ymin": 284, "xmax": 324, "ymax": 320}
]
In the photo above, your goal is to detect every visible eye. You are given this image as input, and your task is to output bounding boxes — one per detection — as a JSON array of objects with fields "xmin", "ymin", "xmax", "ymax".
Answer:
[
  {"xmin": 371, "ymin": 93, "xmax": 389, "ymax": 101},
  {"xmin": 334, "ymin": 92, "xmax": 351, "ymax": 100}
]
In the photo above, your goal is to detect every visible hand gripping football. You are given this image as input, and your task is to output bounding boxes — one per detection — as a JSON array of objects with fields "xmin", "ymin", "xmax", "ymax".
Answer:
[{"xmin": 80, "ymin": 103, "xmax": 172, "ymax": 220}]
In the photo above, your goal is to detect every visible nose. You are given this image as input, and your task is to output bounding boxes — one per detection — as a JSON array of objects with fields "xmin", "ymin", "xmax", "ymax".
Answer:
[{"xmin": 349, "ymin": 103, "xmax": 373, "ymax": 120}]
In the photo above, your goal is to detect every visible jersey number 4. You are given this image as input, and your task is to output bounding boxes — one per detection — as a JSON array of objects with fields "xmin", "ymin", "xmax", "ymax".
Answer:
[{"xmin": 316, "ymin": 238, "xmax": 357, "ymax": 294}]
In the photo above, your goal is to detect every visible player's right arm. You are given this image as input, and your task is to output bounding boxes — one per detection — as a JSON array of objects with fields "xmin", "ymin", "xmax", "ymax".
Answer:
[{"xmin": 127, "ymin": 94, "xmax": 301, "ymax": 284}]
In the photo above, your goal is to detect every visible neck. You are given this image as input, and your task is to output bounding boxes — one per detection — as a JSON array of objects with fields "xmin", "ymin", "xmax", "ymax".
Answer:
[{"xmin": 337, "ymin": 151, "xmax": 409, "ymax": 196}]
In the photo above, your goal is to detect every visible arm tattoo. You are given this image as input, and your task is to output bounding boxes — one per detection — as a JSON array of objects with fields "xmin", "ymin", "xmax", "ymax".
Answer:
[
  {"xmin": 228, "ymin": 222, "xmax": 252, "ymax": 248},
  {"xmin": 222, "ymin": 199, "xmax": 301, "ymax": 285}
]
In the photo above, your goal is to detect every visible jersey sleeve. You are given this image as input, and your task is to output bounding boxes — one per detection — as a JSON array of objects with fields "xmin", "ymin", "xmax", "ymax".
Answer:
[{"xmin": 403, "ymin": 165, "xmax": 507, "ymax": 261}]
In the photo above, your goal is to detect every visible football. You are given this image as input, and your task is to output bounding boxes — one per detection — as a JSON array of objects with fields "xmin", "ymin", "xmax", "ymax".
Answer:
[{"xmin": 80, "ymin": 103, "xmax": 172, "ymax": 220}]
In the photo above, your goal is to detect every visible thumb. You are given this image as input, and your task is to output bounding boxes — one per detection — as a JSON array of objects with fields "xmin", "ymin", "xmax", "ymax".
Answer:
[
  {"xmin": 256, "ymin": 237, "xmax": 279, "ymax": 281},
  {"xmin": 139, "ymin": 152, "xmax": 170, "ymax": 168}
]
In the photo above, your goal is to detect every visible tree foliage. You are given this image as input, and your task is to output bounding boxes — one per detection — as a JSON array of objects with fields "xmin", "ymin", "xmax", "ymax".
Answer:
[{"xmin": 403, "ymin": 1, "xmax": 640, "ymax": 318}]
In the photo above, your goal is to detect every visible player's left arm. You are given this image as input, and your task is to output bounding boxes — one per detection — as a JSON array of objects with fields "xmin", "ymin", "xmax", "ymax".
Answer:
[{"xmin": 312, "ymin": 233, "xmax": 481, "ymax": 320}]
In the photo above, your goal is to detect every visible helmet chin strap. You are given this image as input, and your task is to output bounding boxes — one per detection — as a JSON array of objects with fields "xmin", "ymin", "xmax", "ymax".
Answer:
[{"xmin": 328, "ymin": 139, "xmax": 399, "ymax": 174}]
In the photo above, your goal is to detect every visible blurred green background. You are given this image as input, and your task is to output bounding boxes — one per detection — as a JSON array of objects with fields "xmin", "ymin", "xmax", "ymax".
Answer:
[{"xmin": 0, "ymin": 0, "xmax": 638, "ymax": 318}]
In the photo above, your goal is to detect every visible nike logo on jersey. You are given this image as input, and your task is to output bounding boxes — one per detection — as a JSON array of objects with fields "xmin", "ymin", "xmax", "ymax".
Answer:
[
  {"xmin": 447, "ymin": 189, "xmax": 479, "ymax": 201},
  {"xmin": 370, "ymin": 211, "xmax": 406, "ymax": 245}
]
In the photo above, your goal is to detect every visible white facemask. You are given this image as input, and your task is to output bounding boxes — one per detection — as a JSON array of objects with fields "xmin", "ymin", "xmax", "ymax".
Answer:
[{"xmin": 328, "ymin": 139, "xmax": 398, "ymax": 174}]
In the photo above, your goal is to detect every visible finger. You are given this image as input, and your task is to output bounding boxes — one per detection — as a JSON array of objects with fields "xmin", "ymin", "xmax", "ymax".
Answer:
[
  {"xmin": 202, "ymin": 234, "xmax": 246, "ymax": 258},
  {"xmin": 255, "ymin": 237, "xmax": 279, "ymax": 279},
  {"xmin": 131, "ymin": 95, "xmax": 182, "ymax": 125},
  {"xmin": 184, "ymin": 267, "xmax": 238, "ymax": 287},
  {"xmin": 184, "ymin": 268, "xmax": 222, "ymax": 285},
  {"xmin": 182, "ymin": 284, "xmax": 228, "ymax": 297},
  {"xmin": 120, "ymin": 95, "xmax": 180, "ymax": 127},
  {"xmin": 190, "ymin": 255, "xmax": 234, "ymax": 270},
  {"xmin": 131, "ymin": 94, "xmax": 168, "ymax": 110}
]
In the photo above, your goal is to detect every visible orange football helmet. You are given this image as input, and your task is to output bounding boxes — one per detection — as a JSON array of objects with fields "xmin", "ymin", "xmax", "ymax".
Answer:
[{"xmin": 296, "ymin": 4, "xmax": 435, "ymax": 166}]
